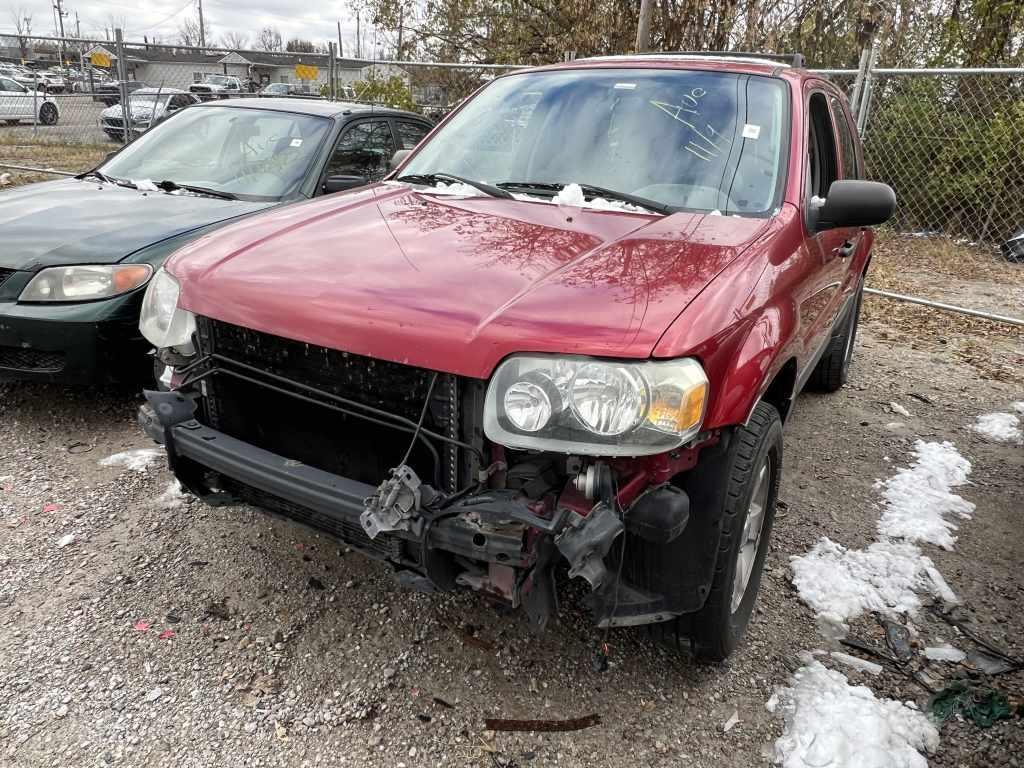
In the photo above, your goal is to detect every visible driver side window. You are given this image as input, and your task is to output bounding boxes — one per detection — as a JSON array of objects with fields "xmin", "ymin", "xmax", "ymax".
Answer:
[
  {"xmin": 327, "ymin": 120, "xmax": 397, "ymax": 182},
  {"xmin": 806, "ymin": 92, "xmax": 839, "ymax": 202}
]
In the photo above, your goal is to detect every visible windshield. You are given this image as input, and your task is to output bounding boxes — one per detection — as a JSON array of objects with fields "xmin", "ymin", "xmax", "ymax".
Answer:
[
  {"xmin": 403, "ymin": 68, "xmax": 789, "ymax": 215},
  {"xmin": 100, "ymin": 106, "xmax": 330, "ymax": 200},
  {"xmin": 205, "ymin": 75, "xmax": 231, "ymax": 85}
]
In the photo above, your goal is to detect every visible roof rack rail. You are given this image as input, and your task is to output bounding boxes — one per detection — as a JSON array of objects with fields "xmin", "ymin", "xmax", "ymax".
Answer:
[{"xmin": 630, "ymin": 51, "xmax": 806, "ymax": 68}]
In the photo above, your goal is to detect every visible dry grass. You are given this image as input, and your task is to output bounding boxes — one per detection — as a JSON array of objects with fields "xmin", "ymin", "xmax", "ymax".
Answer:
[
  {"xmin": 863, "ymin": 233, "xmax": 1023, "ymax": 382},
  {"xmin": 0, "ymin": 138, "xmax": 108, "ymax": 188}
]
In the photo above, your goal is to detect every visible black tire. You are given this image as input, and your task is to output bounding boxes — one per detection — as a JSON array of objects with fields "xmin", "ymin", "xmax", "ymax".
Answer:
[
  {"xmin": 38, "ymin": 102, "xmax": 58, "ymax": 126},
  {"xmin": 651, "ymin": 402, "xmax": 783, "ymax": 662},
  {"xmin": 807, "ymin": 279, "xmax": 864, "ymax": 392}
]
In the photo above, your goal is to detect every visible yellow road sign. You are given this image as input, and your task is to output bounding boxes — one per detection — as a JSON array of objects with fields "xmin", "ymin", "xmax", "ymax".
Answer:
[
  {"xmin": 294, "ymin": 64, "xmax": 318, "ymax": 81},
  {"xmin": 90, "ymin": 52, "xmax": 112, "ymax": 68}
]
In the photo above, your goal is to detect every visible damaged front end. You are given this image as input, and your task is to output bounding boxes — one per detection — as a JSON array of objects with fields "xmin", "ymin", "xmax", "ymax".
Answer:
[{"xmin": 140, "ymin": 317, "xmax": 722, "ymax": 631}]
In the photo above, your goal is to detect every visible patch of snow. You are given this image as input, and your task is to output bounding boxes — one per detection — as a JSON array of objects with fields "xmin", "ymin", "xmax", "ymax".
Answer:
[
  {"xmin": 876, "ymin": 440, "xmax": 974, "ymax": 550},
  {"xmin": 829, "ymin": 651, "xmax": 883, "ymax": 675},
  {"xmin": 551, "ymin": 182, "xmax": 646, "ymax": 212},
  {"xmin": 417, "ymin": 180, "xmax": 482, "ymax": 197},
  {"xmin": 156, "ymin": 480, "xmax": 186, "ymax": 509},
  {"xmin": 971, "ymin": 412, "xmax": 1022, "ymax": 443},
  {"xmin": 790, "ymin": 538, "xmax": 941, "ymax": 625},
  {"xmin": 1012, "ymin": 401, "xmax": 1024, "ymax": 414},
  {"xmin": 0, "ymin": 172, "xmax": 11, "ymax": 186},
  {"xmin": 100, "ymin": 448, "xmax": 163, "ymax": 473},
  {"xmin": 923, "ymin": 565, "xmax": 959, "ymax": 605},
  {"xmin": 923, "ymin": 644, "xmax": 965, "ymax": 663},
  {"xmin": 133, "ymin": 179, "xmax": 159, "ymax": 192},
  {"xmin": 768, "ymin": 659, "xmax": 938, "ymax": 768},
  {"xmin": 889, "ymin": 401, "xmax": 912, "ymax": 417},
  {"xmin": 708, "ymin": 209, "xmax": 722, "ymax": 216},
  {"xmin": 56, "ymin": 533, "xmax": 76, "ymax": 549}
]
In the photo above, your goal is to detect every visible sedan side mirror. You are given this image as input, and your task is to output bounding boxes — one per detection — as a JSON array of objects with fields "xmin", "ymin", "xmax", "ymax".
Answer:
[
  {"xmin": 388, "ymin": 149, "xmax": 411, "ymax": 171},
  {"xmin": 815, "ymin": 180, "xmax": 896, "ymax": 231},
  {"xmin": 323, "ymin": 174, "xmax": 368, "ymax": 194}
]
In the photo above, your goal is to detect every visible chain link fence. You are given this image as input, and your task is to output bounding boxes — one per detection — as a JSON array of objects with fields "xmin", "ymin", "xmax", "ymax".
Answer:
[{"xmin": 2, "ymin": 33, "xmax": 1022, "ymax": 246}]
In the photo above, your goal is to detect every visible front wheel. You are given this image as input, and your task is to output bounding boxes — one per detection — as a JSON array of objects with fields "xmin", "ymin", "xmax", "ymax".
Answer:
[
  {"xmin": 38, "ymin": 102, "xmax": 58, "ymax": 125},
  {"xmin": 651, "ymin": 401, "xmax": 783, "ymax": 662}
]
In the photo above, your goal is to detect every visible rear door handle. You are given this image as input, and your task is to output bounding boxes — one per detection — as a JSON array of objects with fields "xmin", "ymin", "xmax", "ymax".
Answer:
[{"xmin": 834, "ymin": 239, "xmax": 857, "ymax": 258}]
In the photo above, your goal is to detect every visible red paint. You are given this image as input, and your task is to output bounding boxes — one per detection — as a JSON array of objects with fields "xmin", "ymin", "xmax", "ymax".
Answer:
[{"xmin": 166, "ymin": 59, "xmax": 875, "ymax": 436}]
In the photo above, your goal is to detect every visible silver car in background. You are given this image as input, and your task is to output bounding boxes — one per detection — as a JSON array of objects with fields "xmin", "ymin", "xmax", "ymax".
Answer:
[{"xmin": 100, "ymin": 88, "xmax": 200, "ymax": 141}]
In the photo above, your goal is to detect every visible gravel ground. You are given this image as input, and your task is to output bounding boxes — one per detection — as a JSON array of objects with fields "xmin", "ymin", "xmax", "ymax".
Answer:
[{"xmin": 1, "ymin": 323, "xmax": 1021, "ymax": 768}]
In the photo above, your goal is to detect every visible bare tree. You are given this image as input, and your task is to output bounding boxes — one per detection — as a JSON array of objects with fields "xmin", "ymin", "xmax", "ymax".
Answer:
[
  {"xmin": 220, "ymin": 31, "xmax": 248, "ymax": 50},
  {"xmin": 255, "ymin": 26, "xmax": 283, "ymax": 51},
  {"xmin": 10, "ymin": 7, "xmax": 33, "ymax": 60},
  {"xmin": 178, "ymin": 14, "xmax": 209, "ymax": 48}
]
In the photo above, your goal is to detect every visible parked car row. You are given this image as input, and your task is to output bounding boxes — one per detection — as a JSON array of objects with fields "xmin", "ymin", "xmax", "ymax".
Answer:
[{"xmin": 1, "ymin": 54, "xmax": 896, "ymax": 662}]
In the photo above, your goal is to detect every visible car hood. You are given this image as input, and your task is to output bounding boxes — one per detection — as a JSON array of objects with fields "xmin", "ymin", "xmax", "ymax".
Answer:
[
  {"xmin": 0, "ymin": 178, "xmax": 271, "ymax": 271},
  {"xmin": 170, "ymin": 185, "xmax": 772, "ymax": 378}
]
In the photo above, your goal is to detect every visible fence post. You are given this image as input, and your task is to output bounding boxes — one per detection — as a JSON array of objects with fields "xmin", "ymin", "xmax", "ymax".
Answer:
[
  {"xmin": 116, "ymin": 28, "xmax": 130, "ymax": 146},
  {"xmin": 31, "ymin": 81, "xmax": 37, "ymax": 136},
  {"xmin": 849, "ymin": 46, "xmax": 870, "ymax": 115},
  {"xmin": 329, "ymin": 42, "xmax": 336, "ymax": 100},
  {"xmin": 856, "ymin": 43, "xmax": 878, "ymax": 136}
]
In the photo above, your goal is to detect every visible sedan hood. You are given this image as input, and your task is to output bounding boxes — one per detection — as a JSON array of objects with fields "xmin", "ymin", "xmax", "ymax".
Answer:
[
  {"xmin": 171, "ymin": 185, "xmax": 772, "ymax": 378},
  {"xmin": 0, "ymin": 178, "xmax": 271, "ymax": 271}
]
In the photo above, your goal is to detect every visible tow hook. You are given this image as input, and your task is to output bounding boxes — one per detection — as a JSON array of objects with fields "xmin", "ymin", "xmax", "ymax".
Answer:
[
  {"xmin": 554, "ymin": 502, "xmax": 624, "ymax": 591},
  {"xmin": 360, "ymin": 464, "xmax": 438, "ymax": 539}
]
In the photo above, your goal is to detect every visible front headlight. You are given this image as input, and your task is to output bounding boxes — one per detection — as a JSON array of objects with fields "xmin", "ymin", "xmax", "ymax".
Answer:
[
  {"xmin": 484, "ymin": 355, "xmax": 708, "ymax": 456},
  {"xmin": 19, "ymin": 264, "xmax": 153, "ymax": 302},
  {"xmin": 139, "ymin": 268, "xmax": 196, "ymax": 351}
]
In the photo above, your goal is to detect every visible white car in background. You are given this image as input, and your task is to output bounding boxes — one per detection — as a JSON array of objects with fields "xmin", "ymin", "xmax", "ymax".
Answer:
[{"xmin": 0, "ymin": 75, "xmax": 60, "ymax": 125}]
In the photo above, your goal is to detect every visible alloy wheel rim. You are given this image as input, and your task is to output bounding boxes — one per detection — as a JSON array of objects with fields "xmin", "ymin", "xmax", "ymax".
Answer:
[{"xmin": 731, "ymin": 455, "xmax": 772, "ymax": 613}]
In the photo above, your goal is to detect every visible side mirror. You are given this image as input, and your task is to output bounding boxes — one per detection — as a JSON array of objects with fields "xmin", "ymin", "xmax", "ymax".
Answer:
[
  {"xmin": 323, "ymin": 174, "xmax": 368, "ymax": 194},
  {"xmin": 815, "ymin": 180, "xmax": 896, "ymax": 231},
  {"xmin": 388, "ymin": 149, "xmax": 411, "ymax": 171}
]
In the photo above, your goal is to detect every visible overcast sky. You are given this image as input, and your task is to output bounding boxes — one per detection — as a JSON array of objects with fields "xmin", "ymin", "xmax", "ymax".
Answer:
[{"xmin": 2, "ymin": 0, "xmax": 377, "ymax": 54}]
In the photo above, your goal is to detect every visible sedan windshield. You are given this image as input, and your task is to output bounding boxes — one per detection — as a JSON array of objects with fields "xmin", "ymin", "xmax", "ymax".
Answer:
[
  {"xmin": 403, "ymin": 68, "xmax": 789, "ymax": 215},
  {"xmin": 100, "ymin": 106, "xmax": 330, "ymax": 200}
]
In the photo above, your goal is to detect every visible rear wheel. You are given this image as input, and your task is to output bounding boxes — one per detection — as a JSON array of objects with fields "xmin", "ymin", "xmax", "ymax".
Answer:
[
  {"xmin": 650, "ymin": 401, "xmax": 782, "ymax": 662},
  {"xmin": 38, "ymin": 102, "xmax": 58, "ymax": 125},
  {"xmin": 807, "ymin": 278, "xmax": 864, "ymax": 392}
]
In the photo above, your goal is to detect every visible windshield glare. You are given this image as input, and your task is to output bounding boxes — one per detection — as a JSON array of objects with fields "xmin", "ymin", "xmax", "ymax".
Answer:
[
  {"xmin": 100, "ymin": 106, "xmax": 330, "ymax": 200},
  {"xmin": 404, "ymin": 69, "xmax": 788, "ymax": 215}
]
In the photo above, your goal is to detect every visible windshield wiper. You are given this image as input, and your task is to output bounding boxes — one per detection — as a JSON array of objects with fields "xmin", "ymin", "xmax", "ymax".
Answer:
[
  {"xmin": 155, "ymin": 180, "xmax": 239, "ymax": 200},
  {"xmin": 396, "ymin": 172, "xmax": 513, "ymax": 200},
  {"xmin": 81, "ymin": 169, "xmax": 129, "ymax": 186},
  {"xmin": 497, "ymin": 181, "xmax": 672, "ymax": 215}
]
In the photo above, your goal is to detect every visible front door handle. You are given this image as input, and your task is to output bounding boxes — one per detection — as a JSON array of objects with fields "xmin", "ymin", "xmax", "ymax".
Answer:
[{"xmin": 834, "ymin": 239, "xmax": 857, "ymax": 258}]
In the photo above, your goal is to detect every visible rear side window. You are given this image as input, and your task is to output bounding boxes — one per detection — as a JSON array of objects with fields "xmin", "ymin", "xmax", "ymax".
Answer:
[
  {"xmin": 396, "ymin": 120, "xmax": 430, "ymax": 149},
  {"xmin": 830, "ymin": 96, "xmax": 859, "ymax": 179}
]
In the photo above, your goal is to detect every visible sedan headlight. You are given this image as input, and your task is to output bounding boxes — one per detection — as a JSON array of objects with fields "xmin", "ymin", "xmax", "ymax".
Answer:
[
  {"xmin": 483, "ymin": 355, "xmax": 708, "ymax": 456},
  {"xmin": 19, "ymin": 264, "xmax": 153, "ymax": 302},
  {"xmin": 139, "ymin": 268, "xmax": 196, "ymax": 351}
]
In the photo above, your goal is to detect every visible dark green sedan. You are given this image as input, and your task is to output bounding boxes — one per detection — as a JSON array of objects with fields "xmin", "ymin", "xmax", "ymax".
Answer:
[{"xmin": 0, "ymin": 98, "xmax": 432, "ymax": 383}]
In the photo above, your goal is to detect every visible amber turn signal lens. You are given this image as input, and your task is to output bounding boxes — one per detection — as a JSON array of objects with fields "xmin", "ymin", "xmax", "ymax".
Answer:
[
  {"xmin": 114, "ymin": 265, "xmax": 154, "ymax": 293},
  {"xmin": 648, "ymin": 381, "xmax": 707, "ymax": 434}
]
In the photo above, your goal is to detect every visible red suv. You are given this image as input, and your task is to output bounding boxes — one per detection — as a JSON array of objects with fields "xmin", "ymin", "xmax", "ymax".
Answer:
[{"xmin": 138, "ymin": 53, "xmax": 894, "ymax": 660}]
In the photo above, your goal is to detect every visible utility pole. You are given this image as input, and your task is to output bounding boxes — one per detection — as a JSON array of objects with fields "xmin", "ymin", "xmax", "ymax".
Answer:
[
  {"xmin": 53, "ymin": 0, "xmax": 67, "ymax": 66},
  {"xmin": 75, "ymin": 11, "xmax": 80, "ymax": 38},
  {"xmin": 635, "ymin": 0, "xmax": 653, "ymax": 52},
  {"xmin": 356, "ymin": 10, "xmax": 361, "ymax": 58},
  {"xmin": 396, "ymin": 4, "xmax": 404, "ymax": 60},
  {"xmin": 337, "ymin": 20, "xmax": 343, "ymax": 57},
  {"xmin": 198, "ymin": 0, "xmax": 206, "ymax": 48}
]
